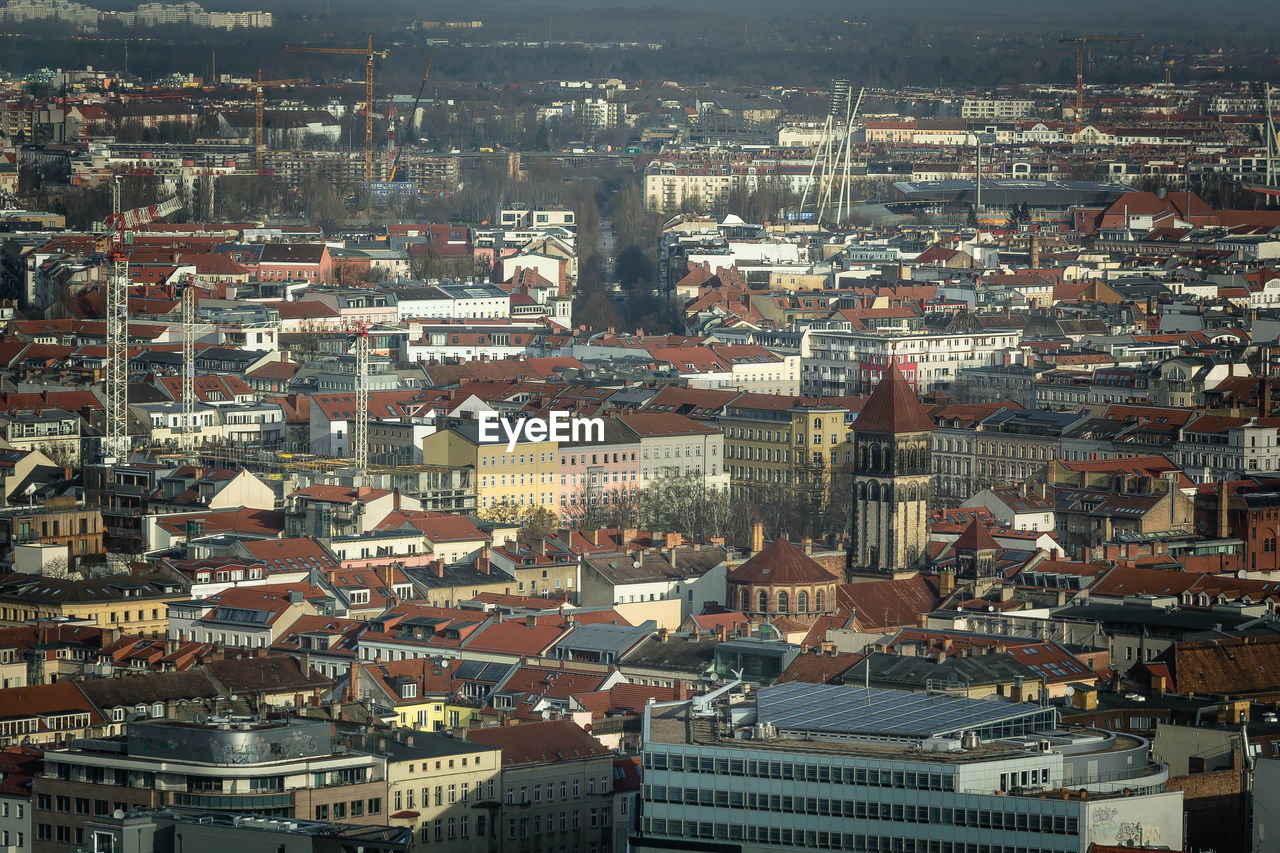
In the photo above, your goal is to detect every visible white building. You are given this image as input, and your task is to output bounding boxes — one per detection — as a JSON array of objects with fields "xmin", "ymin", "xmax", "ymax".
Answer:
[
  {"xmin": 637, "ymin": 683, "xmax": 1184, "ymax": 853},
  {"xmin": 801, "ymin": 324, "xmax": 1023, "ymax": 395}
]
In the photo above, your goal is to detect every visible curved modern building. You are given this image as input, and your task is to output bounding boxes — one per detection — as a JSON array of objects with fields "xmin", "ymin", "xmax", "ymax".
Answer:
[{"xmin": 637, "ymin": 682, "xmax": 1181, "ymax": 853}]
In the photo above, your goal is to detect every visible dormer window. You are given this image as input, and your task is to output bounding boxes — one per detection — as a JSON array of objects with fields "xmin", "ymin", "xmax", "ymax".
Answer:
[{"xmin": 400, "ymin": 682, "xmax": 418, "ymax": 700}]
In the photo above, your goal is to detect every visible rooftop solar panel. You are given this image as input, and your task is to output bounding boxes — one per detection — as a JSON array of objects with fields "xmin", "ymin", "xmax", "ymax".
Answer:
[{"xmin": 755, "ymin": 683, "xmax": 1045, "ymax": 739}]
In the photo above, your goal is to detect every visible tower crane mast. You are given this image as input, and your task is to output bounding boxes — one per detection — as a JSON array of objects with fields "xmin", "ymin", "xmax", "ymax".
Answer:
[
  {"xmin": 349, "ymin": 323, "xmax": 370, "ymax": 483},
  {"xmin": 251, "ymin": 70, "xmax": 309, "ymax": 173},
  {"xmin": 180, "ymin": 276, "xmax": 198, "ymax": 463},
  {"xmin": 286, "ymin": 36, "xmax": 388, "ymax": 182},
  {"xmin": 100, "ymin": 178, "xmax": 183, "ymax": 461},
  {"xmin": 1059, "ymin": 34, "xmax": 1143, "ymax": 130}
]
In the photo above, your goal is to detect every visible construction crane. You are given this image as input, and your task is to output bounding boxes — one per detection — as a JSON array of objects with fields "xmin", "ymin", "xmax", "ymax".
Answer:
[
  {"xmin": 1164, "ymin": 59, "xmax": 1175, "ymax": 88},
  {"xmin": 347, "ymin": 322, "xmax": 371, "ymax": 483},
  {"xmin": 99, "ymin": 177, "xmax": 184, "ymax": 461},
  {"xmin": 387, "ymin": 53, "xmax": 434, "ymax": 184},
  {"xmin": 251, "ymin": 70, "xmax": 309, "ymax": 173},
  {"xmin": 179, "ymin": 275, "xmax": 199, "ymax": 463},
  {"xmin": 1059, "ymin": 34, "xmax": 1143, "ymax": 129},
  {"xmin": 286, "ymin": 36, "xmax": 388, "ymax": 182}
]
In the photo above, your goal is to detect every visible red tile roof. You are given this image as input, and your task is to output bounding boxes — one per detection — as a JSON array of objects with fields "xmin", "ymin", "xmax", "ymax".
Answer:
[{"xmin": 464, "ymin": 719, "xmax": 610, "ymax": 766}]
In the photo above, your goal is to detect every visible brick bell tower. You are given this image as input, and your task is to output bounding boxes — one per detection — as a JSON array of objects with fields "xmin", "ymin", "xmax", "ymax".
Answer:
[{"xmin": 847, "ymin": 360, "xmax": 934, "ymax": 579}]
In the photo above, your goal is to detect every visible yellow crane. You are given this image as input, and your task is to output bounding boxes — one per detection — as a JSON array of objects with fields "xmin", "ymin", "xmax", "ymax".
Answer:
[
  {"xmin": 286, "ymin": 35, "xmax": 388, "ymax": 182},
  {"xmin": 1059, "ymin": 34, "xmax": 1143, "ymax": 129},
  {"xmin": 251, "ymin": 69, "xmax": 309, "ymax": 173}
]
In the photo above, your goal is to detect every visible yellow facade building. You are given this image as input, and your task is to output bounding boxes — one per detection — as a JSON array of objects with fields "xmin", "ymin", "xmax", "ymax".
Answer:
[
  {"xmin": 721, "ymin": 394, "xmax": 858, "ymax": 504},
  {"xmin": 0, "ymin": 573, "xmax": 187, "ymax": 638},
  {"xmin": 348, "ymin": 728, "xmax": 501, "ymax": 852},
  {"xmin": 423, "ymin": 421, "xmax": 560, "ymax": 516}
]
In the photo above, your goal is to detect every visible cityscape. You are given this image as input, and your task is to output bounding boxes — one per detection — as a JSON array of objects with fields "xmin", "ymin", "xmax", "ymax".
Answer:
[{"xmin": 0, "ymin": 1, "xmax": 1279, "ymax": 852}]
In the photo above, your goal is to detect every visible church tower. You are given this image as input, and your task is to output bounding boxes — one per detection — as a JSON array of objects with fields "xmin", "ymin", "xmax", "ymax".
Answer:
[{"xmin": 848, "ymin": 362, "xmax": 934, "ymax": 578}]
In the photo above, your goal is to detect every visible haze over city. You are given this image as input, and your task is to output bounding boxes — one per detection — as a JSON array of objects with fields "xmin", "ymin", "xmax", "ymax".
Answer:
[{"xmin": 0, "ymin": 2, "xmax": 1276, "ymax": 852}]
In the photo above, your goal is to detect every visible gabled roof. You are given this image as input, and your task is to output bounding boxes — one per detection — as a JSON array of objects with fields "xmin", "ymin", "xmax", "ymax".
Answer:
[
  {"xmin": 854, "ymin": 362, "xmax": 934, "ymax": 434},
  {"xmin": 463, "ymin": 718, "xmax": 610, "ymax": 766}
]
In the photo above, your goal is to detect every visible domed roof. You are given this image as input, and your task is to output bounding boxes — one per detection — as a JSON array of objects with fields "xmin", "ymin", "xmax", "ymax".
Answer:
[
  {"xmin": 854, "ymin": 362, "xmax": 934, "ymax": 435},
  {"xmin": 726, "ymin": 536, "xmax": 838, "ymax": 585}
]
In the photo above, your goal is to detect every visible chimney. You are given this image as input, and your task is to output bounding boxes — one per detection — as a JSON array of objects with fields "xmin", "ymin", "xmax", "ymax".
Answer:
[
  {"xmin": 430, "ymin": 559, "xmax": 444, "ymax": 579},
  {"xmin": 750, "ymin": 522, "xmax": 764, "ymax": 553},
  {"xmin": 380, "ymin": 564, "xmax": 394, "ymax": 590},
  {"xmin": 1050, "ymin": 548, "xmax": 1060, "ymax": 561},
  {"xmin": 622, "ymin": 528, "xmax": 638, "ymax": 547},
  {"xmin": 588, "ymin": 529, "xmax": 599, "ymax": 546},
  {"xmin": 664, "ymin": 532, "xmax": 681, "ymax": 549},
  {"xmin": 939, "ymin": 570, "xmax": 955, "ymax": 597},
  {"xmin": 802, "ymin": 537, "xmax": 813, "ymax": 555},
  {"xmin": 346, "ymin": 661, "xmax": 361, "ymax": 702},
  {"xmin": 1265, "ymin": 378, "xmax": 1274, "ymax": 418},
  {"xmin": 1218, "ymin": 480, "xmax": 1230, "ymax": 539},
  {"xmin": 475, "ymin": 553, "xmax": 490, "ymax": 575},
  {"xmin": 526, "ymin": 615, "xmax": 538, "ymax": 628},
  {"xmin": 1030, "ymin": 234, "xmax": 1040, "ymax": 268},
  {"xmin": 658, "ymin": 627, "xmax": 669, "ymax": 643},
  {"xmin": 715, "ymin": 624, "xmax": 727, "ymax": 642},
  {"xmin": 301, "ymin": 650, "xmax": 311, "ymax": 673}
]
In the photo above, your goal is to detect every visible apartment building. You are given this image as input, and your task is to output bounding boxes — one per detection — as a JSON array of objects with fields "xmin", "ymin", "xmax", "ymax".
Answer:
[
  {"xmin": 1176, "ymin": 414, "xmax": 1280, "ymax": 482},
  {"xmin": 970, "ymin": 409, "xmax": 1088, "ymax": 492},
  {"xmin": 558, "ymin": 419, "xmax": 641, "ymax": 513},
  {"xmin": 33, "ymin": 718, "xmax": 386, "ymax": 853},
  {"xmin": 617, "ymin": 413, "xmax": 728, "ymax": 491},
  {"xmin": 424, "ymin": 422, "xmax": 560, "ymax": 514},
  {"xmin": 0, "ymin": 574, "xmax": 187, "ymax": 638},
  {"xmin": 961, "ymin": 98, "xmax": 1035, "ymax": 120},
  {"xmin": 801, "ymin": 325, "xmax": 1023, "ymax": 395},
  {"xmin": 720, "ymin": 394, "xmax": 856, "ymax": 503},
  {"xmin": 466, "ymin": 720, "xmax": 615, "ymax": 853},
  {"xmin": 347, "ymin": 729, "xmax": 501, "ymax": 852},
  {"xmin": 636, "ymin": 682, "xmax": 1183, "ymax": 853},
  {"xmin": 0, "ymin": 502, "xmax": 104, "ymax": 569}
]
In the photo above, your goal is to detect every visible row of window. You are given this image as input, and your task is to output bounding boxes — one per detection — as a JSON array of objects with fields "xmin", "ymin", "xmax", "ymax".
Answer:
[
  {"xmin": 394, "ymin": 780, "xmax": 489, "ymax": 810},
  {"xmin": 506, "ymin": 808, "xmax": 609, "ymax": 838},
  {"xmin": 642, "ymin": 819, "xmax": 1078, "ymax": 851},
  {"xmin": 314, "ymin": 798, "xmax": 380, "ymax": 820},
  {"xmin": 421, "ymin": 815, "xmax": 484, "ymax": 842},
  {"xmin": 505, "ymin": 777, "xmax": 608, "ymax": 804},
  {"xmin": 647, "ymin": 787, "xmax": 1073, "ymax": 833},
  {"xmin": 738, "ymin": 588, "xmax": 826, "ymax": 614},
  {"xmin": 644, "ymin": 752, "xmax": 955, "ymax": 790}
]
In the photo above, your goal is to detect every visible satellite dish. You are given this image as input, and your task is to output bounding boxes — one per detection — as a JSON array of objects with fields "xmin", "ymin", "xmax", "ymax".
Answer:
[
  {"xmin": 113, "ymin": 809, "xmax": 125, "ymax": 819},
  {"xmin": 632, "ymin": 559, "xmax": 641, "ymax": 568}
]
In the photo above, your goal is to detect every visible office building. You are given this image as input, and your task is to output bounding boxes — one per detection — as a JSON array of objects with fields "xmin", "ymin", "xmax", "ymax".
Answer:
[
  {"xmin": 33, "ymin": 718, "xmax": 385, "ymax": 853},
  {"xmin": 636, "ymin": 682, "xmax": 1183, "ymax": 853}
]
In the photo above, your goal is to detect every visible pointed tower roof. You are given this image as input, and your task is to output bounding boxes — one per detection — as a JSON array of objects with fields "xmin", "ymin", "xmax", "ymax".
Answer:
[
  {"xmin": 953, "ymin": 517, "xmax": 1000, "ymax": 553},
  {"xmin": 726, "ymin": 536, "xmax": 837, "ymax": 585},
  {"xmin": 854, "ymin": 362, "xmax": 934, "ymax": 434}
]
